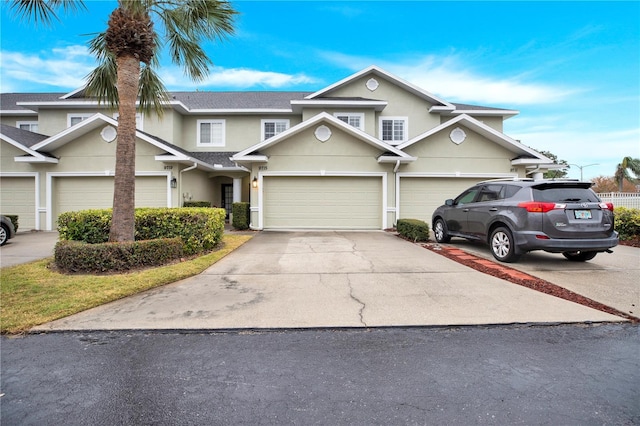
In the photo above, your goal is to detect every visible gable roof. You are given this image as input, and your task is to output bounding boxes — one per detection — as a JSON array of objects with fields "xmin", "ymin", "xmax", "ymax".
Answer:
[
  {"xmin": 397, "ymin": 114, "xmax": 552, "ymax": 164},
  {"xmin": 305, "ymin": 66, "xmax": 456, "ymax": 109},
  {"xmin": 232, "ymin": 112, "xmax": 415, "ymax": 164},
  {"xmin": 0, "ymin": 124, "xmax": 57, "ymax": 163}
]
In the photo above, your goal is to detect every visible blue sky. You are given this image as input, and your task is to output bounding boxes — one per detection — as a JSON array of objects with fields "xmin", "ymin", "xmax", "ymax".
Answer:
[{"xmin": 1, "ymin": 1, "xmax": 638, "ymax": 181}]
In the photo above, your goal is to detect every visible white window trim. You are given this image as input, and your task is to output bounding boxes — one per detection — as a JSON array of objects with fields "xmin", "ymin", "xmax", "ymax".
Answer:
[
  {"xmin": 261, "ymin": 119, "xmax": 290, "ymax": 141},
  {"xmin": 379, "ymin": 116, "xmax": 408, "ymax": 145},
  {"xmin": 113, "ymin": 112, "xmax": 144, "ymax": 130},
  {"xmin": 197, "ymin": 119, "xmax": 226, "ymax": 147},
  {"xmin": 334, "ymin": 112, "xmax": 365, "ymax": 130},
  {"xmin": 67, "ymin": 113, "xmax": 94, "ymax": 128},
  {"xmin": 16, "ymin": 121, "xmax": 38, "ymax": 132}
]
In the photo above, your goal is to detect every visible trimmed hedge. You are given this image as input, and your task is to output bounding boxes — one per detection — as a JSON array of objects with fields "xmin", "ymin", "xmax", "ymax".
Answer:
[
  {"xmin": 55, "ymin": 237, "xmax": 184, "ymax": 273},
  {"xmin": 615, "ymin": 207, "xmax": 640, "ymax": 240},
  {"xmin": 396, "ymin": 218, "xmax": 430, "ymax": 242},
  {"xmin": 232, "ymin": 202, "xmax": 250, "ymax": 230},
  {"xmin": 58, "ymin": 207, "xmax": 226, "ymax": 255},
  {"xmin": 183, "ymin": 201, "xmax": 212, "ymax": 207}
]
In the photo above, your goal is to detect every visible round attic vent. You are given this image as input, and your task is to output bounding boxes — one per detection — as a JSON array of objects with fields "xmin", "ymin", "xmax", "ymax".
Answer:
[
  {"xmin": 314, "ymin": 125, "xmax": 332, "ymax": 142},
  {"xmin": 450, "ymin": 127, "xmax": 466, "ymax": 144},
  {"xmin": 366, "ymin": 78, "xmax": 379, "ymax": 91},
  {"xmin": 100, "ymin": 125, "xmax": 117, "ymax": 143}
]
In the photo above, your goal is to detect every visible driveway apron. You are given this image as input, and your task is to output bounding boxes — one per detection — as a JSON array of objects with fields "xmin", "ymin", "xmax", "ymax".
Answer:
[{"xmin": 34, "ymin": 231, "xmax": 624, "ymax": 331}]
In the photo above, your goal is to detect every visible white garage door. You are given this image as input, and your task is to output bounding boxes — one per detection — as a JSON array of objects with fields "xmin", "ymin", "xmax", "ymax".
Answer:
[
  {"xmin": 263, "ymin": 176, "xmax": 382, "ymax": 229},
  {"xmin": 0, "ymin": 177, "xmax": 36, "ymax": 230},
  {"xmin": 399, "ymin": 177, "xmax": 481, "ymax": 224},
  {"xmin": 53, "ymin": 176, "xmax": 167, "ymax": 226}
]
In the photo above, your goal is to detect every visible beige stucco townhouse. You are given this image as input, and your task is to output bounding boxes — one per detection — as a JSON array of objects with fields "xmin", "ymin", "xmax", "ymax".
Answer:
[{"xmin": 0, "ymin": 66, "xmax": 555, "ymax": 231}]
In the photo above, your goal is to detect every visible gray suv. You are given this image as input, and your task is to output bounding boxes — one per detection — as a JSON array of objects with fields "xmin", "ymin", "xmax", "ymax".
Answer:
[{"xmin": 431, "ymin": 179, "xmax": 619, "ymax": 263}]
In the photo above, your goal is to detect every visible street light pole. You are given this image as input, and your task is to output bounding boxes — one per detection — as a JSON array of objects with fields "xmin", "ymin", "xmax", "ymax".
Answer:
[{"xmin": 569, "ymin": 163, "xmax": 599, "ymax": 181}]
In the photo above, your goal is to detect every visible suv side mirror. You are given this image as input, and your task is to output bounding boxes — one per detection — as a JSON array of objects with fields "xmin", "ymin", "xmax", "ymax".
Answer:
[{"xmin": 445, "ymin": 199, "xmax": 454, "ymax": 206}]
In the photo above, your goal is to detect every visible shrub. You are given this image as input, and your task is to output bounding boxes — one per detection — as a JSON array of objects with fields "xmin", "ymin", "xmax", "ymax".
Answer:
[
  {"xmin": 57, "ymin": 207, "xmax": 226, "ymax": 255},
  {"xmin": 183, "ymin": 201, "xmax": 212, "ymax": 207},
  {"xmin": 232, "ymin": 202, "xmax": 250, "ymax": 230},
  {"xmin": 54, "ymin": 238, "xmax": 184, "ymax": 273},
  {"xmin": 396, "ymin": 218, "xmax": 430, "ymax": 242},
  {"xmin": 614, "ymin": 207, "xmax": 640, "ymax": 240},
  {"xmin": 4, "ymin": 215, "xmax": 19, "ymax": 232}
]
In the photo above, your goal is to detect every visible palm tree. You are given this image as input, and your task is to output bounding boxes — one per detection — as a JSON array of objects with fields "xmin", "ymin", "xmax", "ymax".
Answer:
[
  {"xmin": 614, "ymin": 157, "xmax": 640, "ymax": 192},
  {"xmin": 11, "ymin": 0, "xmax": 237, "ymax": 241}
]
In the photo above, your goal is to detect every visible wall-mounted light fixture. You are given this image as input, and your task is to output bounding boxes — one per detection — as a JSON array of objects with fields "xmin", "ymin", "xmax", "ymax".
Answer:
[
  {"xmin": 252, "ymin": 176, "xmax": 258, "ymax": 188},
  {"xmin": 170, "ymin": 177, "xmax": 177, "ymax": 188}
]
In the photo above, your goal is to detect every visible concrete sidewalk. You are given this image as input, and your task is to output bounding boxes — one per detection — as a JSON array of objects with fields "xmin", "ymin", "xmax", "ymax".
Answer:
[{"xmin": 34, "ymin": 231, "xmax": 624, "ymax": 331}]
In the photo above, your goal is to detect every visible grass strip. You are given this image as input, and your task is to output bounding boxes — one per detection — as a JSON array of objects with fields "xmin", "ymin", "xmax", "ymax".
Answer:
[{"xmin": 1, "ymin": 234, "xmax": 253, "ymax": 334}]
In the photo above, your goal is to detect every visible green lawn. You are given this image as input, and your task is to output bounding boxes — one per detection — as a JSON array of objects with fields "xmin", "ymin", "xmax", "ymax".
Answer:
[{"xmin": 0, "ymin": 234, "xmax": 253, "ymax": 334}]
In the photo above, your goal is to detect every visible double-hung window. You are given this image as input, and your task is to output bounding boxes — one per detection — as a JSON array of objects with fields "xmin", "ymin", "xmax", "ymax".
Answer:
[
  {"xmin": 197, "ymin": 119, "xmax": 226, "ymax": 147},
  {"xmin": 334, "ymin": 113, "xmax": 364, "ymax": 131},
  {"xmin": 17, "ymin": 121, "xmax": 38, "ymax": 132},
  {"xmin": 67, "ymin": 113, "xmax": 93, "ymax": 127},
  {"xmin": 261, "ymin": 119, "xmax": 289, "ymax": 141},
  {"xmin": 113, "ymin": 112, "xmax": 144, "ymax": 130},
  {"xmin": 379, "ymin": 117, "xmax": 408, "ymax": 144}
]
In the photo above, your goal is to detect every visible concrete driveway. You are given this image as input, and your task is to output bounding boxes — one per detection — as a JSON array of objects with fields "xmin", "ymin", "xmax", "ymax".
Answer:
[
  {"xmin": 443, "ymin": 239, "xmax": 640, "ymax": 319},
  {"xmin": 0, "ymin": 231, "xmax": 58, "ymax": 268},
  {"xmin": 34, "ymin": 231, "xmax": 625, "ymax": 331}
]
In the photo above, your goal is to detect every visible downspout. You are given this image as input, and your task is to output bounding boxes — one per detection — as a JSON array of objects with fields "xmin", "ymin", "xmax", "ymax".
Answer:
[
  {"xmin": 179, "ymin": 163, "xmax": 198, "ymax": 206},
  {"xmin": 393, "ymin": 160, "xmax": 401, "ymax": 173}
]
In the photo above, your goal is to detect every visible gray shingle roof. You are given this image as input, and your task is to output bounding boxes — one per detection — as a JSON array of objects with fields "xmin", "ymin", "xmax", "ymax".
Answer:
[
  {"xmin": 0, "ymin": 93, "xmax": 65, "ymax": 111},
  {"xmin": 168, "ymin": 91, "xmax": 311, "ymax": 109},
  {"xmin": 0, "ymin": 123, "xmax": 48, "ymax": 147}
]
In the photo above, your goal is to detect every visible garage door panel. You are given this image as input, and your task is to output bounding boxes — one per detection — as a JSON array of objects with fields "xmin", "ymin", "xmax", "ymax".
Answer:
[
  {"xmin": 0, "ymin": 177, "xmax": 36, "ymax": 230},
  {"xmin": 400, "ymin": 178, "xmax": 480, "ymax": 224},
  {"xmin": 264, "ymin": 176, "xmax": 381, "ymax": 229},
  {"xmin": 54, "ymin": 176, "xmax": 167, "ymax": 226}
]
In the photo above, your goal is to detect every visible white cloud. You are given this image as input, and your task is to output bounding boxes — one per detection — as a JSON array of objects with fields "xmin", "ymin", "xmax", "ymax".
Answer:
[
  {"xmin": 0, "ymin": 46, "xmax": 95, "ymax": 92},
  {"xmin": 506, "ymin": 127, "xmax": 640, "ymax": 180},
  {"xmin": 320, "ymin": 52, "xmax": 580, "ymax": 106},
  {"xmin": 160, "ymin": 67, "xmax": 318, "ymax": 90}
]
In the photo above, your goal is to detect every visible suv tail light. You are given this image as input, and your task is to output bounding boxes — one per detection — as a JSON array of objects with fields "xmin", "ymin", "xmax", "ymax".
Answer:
[
  {"xmin": 518, "ymin": 202, "xmax": 566, "ymax": 213},
  {"xmin": 599, "ymin": 202, "xmax": 614, "ymax": 211}
]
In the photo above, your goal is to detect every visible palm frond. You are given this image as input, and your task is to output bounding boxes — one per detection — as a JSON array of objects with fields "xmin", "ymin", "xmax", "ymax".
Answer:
[
  {"xmin": 10, "ymin": 0, "xmax": 86, "ymax": 26},
  {"xmin": 138, "ymin": 66, "xmax": 170, "ymax": 117}
]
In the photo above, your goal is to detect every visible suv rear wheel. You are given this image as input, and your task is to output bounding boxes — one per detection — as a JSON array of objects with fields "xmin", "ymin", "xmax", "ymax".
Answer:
[
  {"xmin": 562, "ymin": 251, "xmax": 597, "ymax": 262},
  {"xmin": 490, "ymin": 226, "xmax": 519, "ymax": 263},
  {"xmin": 433, "ymin": 218, "xmax": 451, "ymax": 243}
]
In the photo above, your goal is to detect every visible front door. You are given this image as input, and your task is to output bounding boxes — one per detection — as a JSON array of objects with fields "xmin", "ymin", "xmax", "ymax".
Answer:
[{"xmin": 221, "ymin": 184, "xmax": 233, "ymax": 220}]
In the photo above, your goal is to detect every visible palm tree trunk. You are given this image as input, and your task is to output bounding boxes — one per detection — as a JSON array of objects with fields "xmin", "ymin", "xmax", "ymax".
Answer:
[{"xmin": 109, "ymin": 53, "xmax": 139, "ymax": 242}]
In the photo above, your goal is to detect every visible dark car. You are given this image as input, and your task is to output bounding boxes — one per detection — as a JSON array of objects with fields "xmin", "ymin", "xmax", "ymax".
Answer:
[
  {"xmin": 431, "ymin": 179, "xmax": 619, "ymax": 263},
  {"xmin": 1, "ymin": 215, "xmax": 16, "ymax": 246}
]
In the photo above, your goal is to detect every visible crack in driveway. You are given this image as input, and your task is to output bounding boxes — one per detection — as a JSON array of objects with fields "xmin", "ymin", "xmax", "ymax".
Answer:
[{"xmin": 346, "ymin": 274, "xmax": 367, "ymax": 327}]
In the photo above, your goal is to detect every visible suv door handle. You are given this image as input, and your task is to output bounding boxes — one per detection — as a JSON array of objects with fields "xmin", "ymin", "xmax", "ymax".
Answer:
[
  {"xmin": 463, "ymin": 208, "xmax": 469, "ymax": 212},
  {"xmin": 489, "ymin": 208, "xmax": 498, "ymax": 211}
]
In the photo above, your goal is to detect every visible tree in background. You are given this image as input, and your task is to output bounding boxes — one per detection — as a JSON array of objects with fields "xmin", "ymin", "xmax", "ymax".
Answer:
[
  {"xmin": 614, "ymin": 157, "xmax": 640, "ymax": 192},
  {"xmin": 11, "ymin": 0, "xmax": 237, "ymax": 242},
  {"xmin": 591, "ymin": 176, "xmax": 638, "ymax": 193},
  {"xmin": 536, "ymin": 150, "xmax": 569, "ymax": 179}
]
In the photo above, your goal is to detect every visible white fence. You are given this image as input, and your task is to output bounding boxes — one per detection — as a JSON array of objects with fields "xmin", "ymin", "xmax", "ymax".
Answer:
[{"xmin": 597, "ymin": 192, "xmax": 640, "ymax": 209}]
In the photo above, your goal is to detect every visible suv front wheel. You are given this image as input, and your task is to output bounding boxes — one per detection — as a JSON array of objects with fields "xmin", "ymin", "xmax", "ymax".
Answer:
[
  {"xmin": 490, "ymin": 226, "xmax": 519, "ymax": 263},
  {"xmin": 433, "ymin": 218, "xmax": 451, "ymax": 243}
]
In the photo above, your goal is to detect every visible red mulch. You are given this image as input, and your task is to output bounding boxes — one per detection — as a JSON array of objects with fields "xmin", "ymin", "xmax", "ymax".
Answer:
[{"xmin": 410, "ymin": 236, "xmax": 639, "ymax": 323}]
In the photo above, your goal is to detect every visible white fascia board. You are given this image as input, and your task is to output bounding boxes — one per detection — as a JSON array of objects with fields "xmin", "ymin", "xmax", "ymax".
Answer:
[
  {"xmin": 154, "ymin": 154, "xmax": 240, "ymax": 172},
  {"xmin": 378, "ymin": 155, "xmax": 416, "ymax": 163},
  {"xmin": 449, "ymin": 109, "xmax": 519, "ymax": 119},
  {"xmin": 31, "ymin": 113, "xmax": 116, "ymax": 151},
  {"xmin": 512, "ymin": 158, "xmax": 558, "ymax": 166},
  {"xmin": 16, "ymin": 100, "xmax": 106, "ymax": 110},
  {"xmin": 305, "ymin": 65, "xmax": 455, "ymax": 109},
  {"xmin": 291, "ymin": 99, "xmax": 388, "ymax": 112},
  {"xmin": 230, "ymin": 154, "xmax": 269, "ymax": 163},
  {"xmin": 187, "ymin": 108, "xmax": 293, "ymax": 115},
  {"xmin": 14, "ymin": 156, "xmax": 58, "ymax": 163},
  {"xmin": 1, "ymin": 134, "xmax": 43, "ymax": 156},
  {"xmin": 0, "ymin": 109, "xmax": 37, "ymax": 116}
]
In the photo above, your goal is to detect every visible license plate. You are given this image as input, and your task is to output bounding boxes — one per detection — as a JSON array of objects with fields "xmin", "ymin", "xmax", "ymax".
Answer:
[{"xmin": 574, "ymin": 210, "xmax": 592, "ymax": 219}]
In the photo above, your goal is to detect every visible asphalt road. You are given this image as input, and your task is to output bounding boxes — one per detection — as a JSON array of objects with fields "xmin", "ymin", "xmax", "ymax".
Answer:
[{"xmin": 2, "ymin": 324, "xmax": 639, "ymax": 425}]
